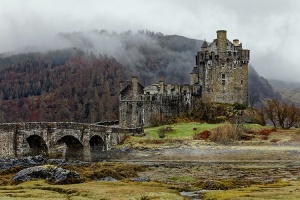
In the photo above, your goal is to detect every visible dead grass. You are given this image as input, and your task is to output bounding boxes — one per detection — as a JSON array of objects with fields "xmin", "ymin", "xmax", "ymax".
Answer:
[
  {"xmin": 62, "ymin": 162, "xmax": 147, "ymax": 181},
  {"xmin": 203, "ymin": 181, "xmax": 300, "ymax": 200},
  {"xmin": 0, "ymin": 180, "xmax": 184, "ymax": 200},
  {"xmin": 209, "ymin": 124, "xmax": 240, "ymax": 145}
]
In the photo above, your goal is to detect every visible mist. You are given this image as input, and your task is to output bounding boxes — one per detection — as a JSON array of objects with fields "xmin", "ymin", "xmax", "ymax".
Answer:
[{"xmin": 1, "ymin": 0, "xmax": 300, "ymax": 82}]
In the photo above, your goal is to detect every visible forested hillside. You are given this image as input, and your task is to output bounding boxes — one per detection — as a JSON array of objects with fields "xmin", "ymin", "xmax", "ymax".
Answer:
[
  {"xmin": 0, "ymin": 30, "xmax": 282, "ymax": 122},
  {"xmin": 0, "ymin": 49, "xmax": 128, "ymax": 122}
]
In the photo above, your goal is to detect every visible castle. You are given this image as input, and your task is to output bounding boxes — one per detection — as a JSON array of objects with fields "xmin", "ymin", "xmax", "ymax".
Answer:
[{"xmin": 119, "ymin": 30, "xmax": 250, "ymax": 128}]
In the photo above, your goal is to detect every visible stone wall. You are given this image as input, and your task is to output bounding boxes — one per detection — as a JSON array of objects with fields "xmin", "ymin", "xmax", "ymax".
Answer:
[{"xmin": 0, "ymin": 122, "xmax": 140, "ymax": 160}]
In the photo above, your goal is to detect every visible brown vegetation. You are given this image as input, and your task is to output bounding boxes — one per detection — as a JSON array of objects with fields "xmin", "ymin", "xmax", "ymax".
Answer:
[
  {"xmin": 63, "ymin": 162, "xmax": 147, "ymax": 181},
  {"xmin": 263, "ymin": 99, "xmax": 300, "ymax": 129},
  {"xmin": 209, "ymin": 124, "xmax": 240, "ymax": 145},
  {"xmin": 193, "ymin": 130, "xmax": 211, "ymax": 140}
]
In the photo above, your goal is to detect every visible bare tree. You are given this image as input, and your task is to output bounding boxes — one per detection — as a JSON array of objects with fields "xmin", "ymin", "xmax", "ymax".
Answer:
[{"xmin": 263, "ymin": 99, "xmax": 300, "ymax": 129}]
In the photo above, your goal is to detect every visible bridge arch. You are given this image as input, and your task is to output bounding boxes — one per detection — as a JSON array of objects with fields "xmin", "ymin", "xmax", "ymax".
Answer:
[
  {"xmin": 56, "ymin": 135, "xmax": 84, "ymax": 160},
  {"xmin": 26, "ymin": 135, "xmax": 48, "ymax": 156},
  {"xmin": 89, "ymin": 135, "xmax": 106, "ymax": 161}
]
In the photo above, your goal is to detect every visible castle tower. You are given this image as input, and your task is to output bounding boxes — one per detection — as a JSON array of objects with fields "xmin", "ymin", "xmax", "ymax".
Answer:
[
  {"xmin": 119, "ymin": 76, "xmax": 144, "ymax": 128},
  {"xmin": 191, "ymin": 30, "xmax": 249, "ymax": 105},
  {"xmin": 217, "ymin": 30, "xmax": 227, "ymax": 58}
]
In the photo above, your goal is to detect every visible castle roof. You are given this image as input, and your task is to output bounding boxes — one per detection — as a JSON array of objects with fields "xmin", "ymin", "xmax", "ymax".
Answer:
[{"xmin": 201, "ymin": 40, "xmax": 208, "ymax": 48}]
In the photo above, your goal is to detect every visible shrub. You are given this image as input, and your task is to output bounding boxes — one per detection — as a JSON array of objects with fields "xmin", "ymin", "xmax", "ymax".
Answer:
[
  {"xmin": 119, "ymin": 134, "xmax": 130, "ymax": 144},
  {"xmin": 258, "ymin": 129, "xmax": 272, "ymax": 136},
  {"xmin": 270, "ymin": 139, "xmax": 280, "ymax": 143},
  {"xmin": 209, "ymin": 124, "xmax": 241, "ymax": 145},
  {"xmin": 258, "ymin": 128, "xmax": 277, "ymax": 136},
  {"xmin": 261, "ymin": 135, "xmax": 269, "ymax": 140},
  {"xmin": 149, "ymin": 113, "xmax": 165, "ymax": 127},
  {"xmin": 157, "ymin": 127, "xmax": 167, "ymax": 138},
  {"xmin": 213, "ymin": 116, "xmax": 227, "ymax": 123},
  {"xmin": 240, "ymin": 134, "xmax": 254, "ymax": 140},
  {"xmin": 233, "ymin": 102, "xmax": 248, "ymax": 110},
  {"xmin": 193, "ymin": 130, "xmax": 211, "ymax": 140}
]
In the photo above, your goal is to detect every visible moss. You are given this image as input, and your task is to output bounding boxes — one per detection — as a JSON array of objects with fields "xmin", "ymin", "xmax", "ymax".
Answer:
[
  {"xmin": 63, "ymin": 162, "xmax": 146, "ymax": 181},
  {"xmin": 203, "ymin": 181, "xmax": 300, "ymax": 200}
]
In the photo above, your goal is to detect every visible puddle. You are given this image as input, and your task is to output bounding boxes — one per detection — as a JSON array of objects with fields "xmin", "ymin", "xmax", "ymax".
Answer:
[{"xmin": 180, "ymin": 190, "xmax": 208, "ymax": 200}]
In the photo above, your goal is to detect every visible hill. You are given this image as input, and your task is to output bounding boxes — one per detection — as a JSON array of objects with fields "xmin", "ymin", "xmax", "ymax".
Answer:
[
  {"xmin": 268, "ymin": 79, "xmax": 300, "ymax": 105},
  {"xmin": 0, "ymin": 30, "xmax": 283, "ymax": 122}
]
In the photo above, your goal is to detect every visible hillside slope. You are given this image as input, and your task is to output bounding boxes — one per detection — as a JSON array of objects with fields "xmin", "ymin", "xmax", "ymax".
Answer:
[{"xmin": 0, "ymin": 30, "xmax": 283, "ymax": 122}]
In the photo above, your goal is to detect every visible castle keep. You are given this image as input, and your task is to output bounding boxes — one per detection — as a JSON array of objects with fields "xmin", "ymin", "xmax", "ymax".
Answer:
[
  {"xmin": 119, "ymin": 30, "xmax": 250, "ymax": 128},
  {"xmin": 191, "ymin": 30, "xmax": 249, "ymax": 104}
]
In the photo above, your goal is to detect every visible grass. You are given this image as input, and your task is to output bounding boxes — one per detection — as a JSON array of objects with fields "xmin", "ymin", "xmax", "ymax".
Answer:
[
  {"xmin": 170, "ymin": 176, "xmax": 197, "ymax": 183},
  {"xmin": 203, "ymin": 181, "xmax": 300, "ymax": 200},
  {"xmin": 0, "ymin": 180, "xmax": 184, "ymax": 200},
  {"xmin": 144, "ymin": 122, "xmax": 223, "ymax": 139}
]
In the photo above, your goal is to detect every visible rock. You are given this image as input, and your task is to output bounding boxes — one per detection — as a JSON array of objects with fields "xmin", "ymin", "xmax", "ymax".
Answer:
[
  {"xmin": 98, "ymin": 176, "xmax": 118, "ymax": 182},
  {"xmin": 50, "ymin": 167, "xmax": 81, "ymax": 184},
  {"xmin": 12, "ymin": 165, "xmax": 54, "ymax": 182},
  {"xmin": 0, "ymin": 156, "xmax": 46, "ymax": 171},
  {"xmin": 131, "ymin": 177, "xmax": 150, "ymax": 182},
  {"xmin": 12, "ymin": 165, "xmax": 81, "ymax": 184}
]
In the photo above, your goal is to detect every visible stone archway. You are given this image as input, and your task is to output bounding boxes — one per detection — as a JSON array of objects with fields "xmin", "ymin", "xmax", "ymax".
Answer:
[
  {"xmin": 26, "ymin": 135, "xmax": 48, "ymax": 156},
  {"xmin": 56, "ymin": 135, "xmax": 84, "ymax": 160},
  {"xmin": 89, "ymin": 135, "xmax": 106, "ymax": 161}
]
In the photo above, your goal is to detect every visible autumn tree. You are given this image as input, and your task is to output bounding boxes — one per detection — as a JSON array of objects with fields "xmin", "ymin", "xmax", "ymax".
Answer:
[{"xmin": 263, "ymin": 99, "xmax": 300, "ymax": 129}]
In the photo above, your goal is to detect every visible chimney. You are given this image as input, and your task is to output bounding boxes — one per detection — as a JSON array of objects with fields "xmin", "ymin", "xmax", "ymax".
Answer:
[
  {"xmin": 216, "ymin": 30, "xmax": 227, "ymax": 53},
  {"xmin": 233, "ymin": 39, "xmax": 239, "ymax": 46},
  {"xmin": 119, "ymin": 81, "xmax": 123, "ymax": 92},
  {"xmin": 131, "ymin": 76, "xmax": 139, "ymax": 99}
]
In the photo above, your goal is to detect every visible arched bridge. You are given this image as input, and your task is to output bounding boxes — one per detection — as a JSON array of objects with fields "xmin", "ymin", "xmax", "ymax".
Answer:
[{"xmin": 0, "ymin": 122, "xmax": 142, "ymax": 161}]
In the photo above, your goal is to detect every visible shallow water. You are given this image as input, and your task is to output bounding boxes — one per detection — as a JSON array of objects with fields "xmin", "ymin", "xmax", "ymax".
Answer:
[{"xmin": 180, "ymin": 190, "xmax": 207, "ymax": 200}]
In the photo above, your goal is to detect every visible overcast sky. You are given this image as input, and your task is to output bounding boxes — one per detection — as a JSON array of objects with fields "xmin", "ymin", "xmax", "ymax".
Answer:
[{"xmin": 1, "ymin": 0, "xmax": 300, "ymax": 81}]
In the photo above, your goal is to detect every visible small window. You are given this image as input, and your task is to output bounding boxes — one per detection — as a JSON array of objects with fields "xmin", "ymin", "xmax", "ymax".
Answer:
[
  {"xmin": 241, "ymin": 80, "xmax": 243, "ymax": 85},
  {"xmin": 222, "ymin": 74, "xmax": 225, "ymax": 85}
]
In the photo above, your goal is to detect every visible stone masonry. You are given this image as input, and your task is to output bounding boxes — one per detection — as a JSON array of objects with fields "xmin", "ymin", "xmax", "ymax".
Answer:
[{"xmin": 119, "ymin": 30, "xmax": 250, "ymax": 128}]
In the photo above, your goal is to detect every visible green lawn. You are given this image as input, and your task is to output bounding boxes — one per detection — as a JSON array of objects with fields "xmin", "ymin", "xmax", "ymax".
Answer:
[{"xmin": 144, "ymin": 122, "xmax": 222, "ymax": 139}]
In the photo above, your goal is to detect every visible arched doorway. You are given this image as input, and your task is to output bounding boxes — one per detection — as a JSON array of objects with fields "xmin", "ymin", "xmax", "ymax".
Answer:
[
  {"xmin": 26, "ymin": 135, "xmax": 48, "ymax": 156},
  {"xmin": 89, "ymin": 135, "xmax": 106, "ymax": 161},
  {"xmin": 56, "ymin": 135, "xmax": 84, "ymax": 160}
]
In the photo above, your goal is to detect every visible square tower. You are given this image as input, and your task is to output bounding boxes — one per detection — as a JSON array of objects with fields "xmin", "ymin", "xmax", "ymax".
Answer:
[{"xmin": 191, "ymin": 30, "xmax": 249, "ymax": 105}]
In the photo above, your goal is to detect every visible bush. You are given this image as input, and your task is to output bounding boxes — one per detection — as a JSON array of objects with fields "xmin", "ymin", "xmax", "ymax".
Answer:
[
  {"xmin": 193, "ymin": 130, "xmax": 211, "ymax": 140},
  {"xmin": 233, "ymin": 102, "xmax": 248, "ymax": 110},
  {"xmin": 157, "ymin": 127, "xmax": 167, "ymax": 138},
  {"xmin": 257, "ymin": 128, "xmax": 277, "ymax": 136},
  {"xmin": 261, "ymin": 135, "xmax": 269, "ymax": 140},
  {"xmin": 270, "ymin": 139, "xmax": 280, "ymax": 143},
  {"xmin": 213, "ymin": 116, "xmax": 227, "ymax": 123},
  {"xmin": 209, "ymin": 124, "xmax": 241, "ymax": 145},
  {"xmin": 149, "ymin": 113, "xmax": 165, "ymax": 127}
]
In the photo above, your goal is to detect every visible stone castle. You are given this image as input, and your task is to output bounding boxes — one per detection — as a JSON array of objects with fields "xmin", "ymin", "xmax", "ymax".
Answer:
[{"xmin": 119, "ymin": 30, "xmax": 250, "ymax": 128}]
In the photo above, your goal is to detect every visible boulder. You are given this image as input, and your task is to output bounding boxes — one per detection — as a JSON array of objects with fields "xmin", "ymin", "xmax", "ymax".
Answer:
[
  {"xmin": 12, "ymin": 165, "xmax": 54, "ymax": 182},
  {"xmin": 50, "ymin": 167, "xmax": 81, "ymax": 184},
  {"xmin": 12, "ymin": 165, "xmax": 81, "ymax": 184},
  {"xmin": 131, "ymin": 177, "xmax": 150, "ymax": 182}
]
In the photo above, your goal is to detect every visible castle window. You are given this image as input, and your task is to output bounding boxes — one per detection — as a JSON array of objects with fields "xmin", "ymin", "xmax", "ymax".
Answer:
[
  {"xmin": 222, "ymin": 74, "xmax": 225, "ymax": 85},
  {"xmin": 241, "ymin": 80, "xmax": 243, "ymax": 85}
]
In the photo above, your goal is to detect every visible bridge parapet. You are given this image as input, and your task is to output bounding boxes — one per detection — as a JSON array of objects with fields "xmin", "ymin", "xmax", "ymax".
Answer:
[{"xmin": 0, "ymin": 123, "xmax": 19, "ymax": 132}]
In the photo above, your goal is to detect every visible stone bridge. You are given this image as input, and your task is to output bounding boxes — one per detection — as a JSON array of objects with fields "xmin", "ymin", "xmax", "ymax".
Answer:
[{"xmin": 0, "ymin": 122, "xmax": 142, "ymax": 161}]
